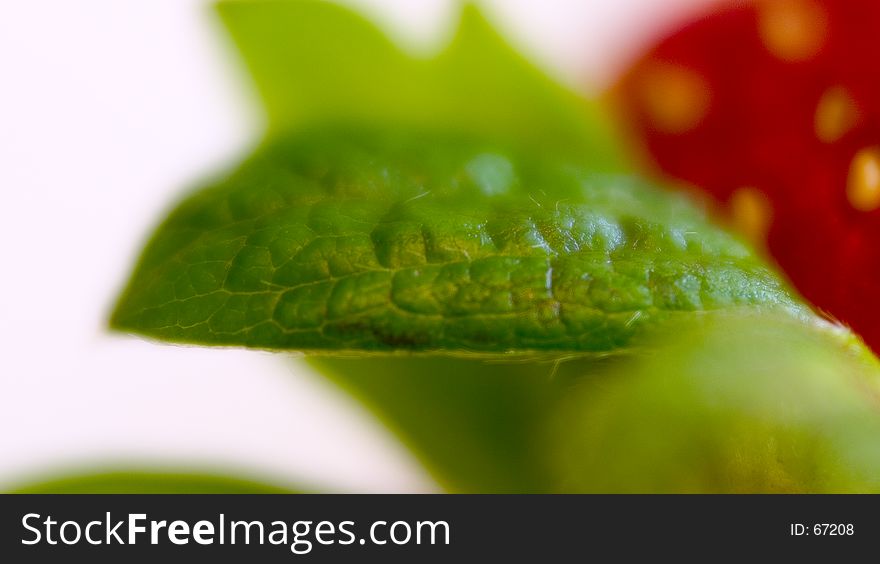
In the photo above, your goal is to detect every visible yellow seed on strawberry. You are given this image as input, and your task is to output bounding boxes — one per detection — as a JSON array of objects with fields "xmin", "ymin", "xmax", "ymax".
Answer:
[
  {"xmin": 637, "ymin": 62, "xmax": 710, "ymax": 134},
  {"xmin": 814, "ymin": 86, "xmax": 859, "ymax": 143},
  {"xmin": 730, "ymin": 187, "xmax": 773, "ymax": 244},
  {"xmin": 758, "ymin": 0, "xmax": 828, "ymax": 61},
  {"xmin": 847, "ymin": 147, "xmax": 880, "ymax": 212}
]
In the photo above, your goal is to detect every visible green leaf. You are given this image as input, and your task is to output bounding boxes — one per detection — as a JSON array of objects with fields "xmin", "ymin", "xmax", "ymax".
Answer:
[
  {"xmin": 8, "ymin": 469, "xmax": 298, "ymax": 494},
  {"xmin": 217, "ymin": 0, "xmax": 625, "ymax": 167},
  {"xmin": 548, "ymin": 313, "xmax": 880, "ymax": 493},
  {"xmin": 308, "ymin": 355, "xmax": 599, "ymax": 493},
  {"xmin": 111, "ymin": 128, "xmax": 802, "ymax": 353},
  {"xmin": 313, "ymin": 312, "xmax": 880, "ymax": 493}
]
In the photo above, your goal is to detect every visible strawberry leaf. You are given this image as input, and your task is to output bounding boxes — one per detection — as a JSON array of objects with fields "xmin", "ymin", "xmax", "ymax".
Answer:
[
  {"xmin": 111, "ymin": 128, "xmax": 801, "ymax": 353},
  {"xmin": 217, "ymin": 0, "xmax": 625, "ymax": 167}
]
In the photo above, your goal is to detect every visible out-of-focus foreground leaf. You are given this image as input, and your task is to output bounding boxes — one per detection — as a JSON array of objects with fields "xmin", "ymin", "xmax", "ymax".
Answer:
[
  {"xmin": 9, "ymin": 470, "xmax": 297, "ymax": 494},
  {"xmin": 217, "ymin": 0, "xmax": 625, "ymax": 167},
  {"xmin": 549, "ymin": 314, "xmax": 880, "ymax": 493},
  {"xmin": 111, "ymin": 129, "xmax": 802, "ymax": 353},
  {"xmin": 313, "ymin": 314, "xmax": 880, "ymax": 493}
]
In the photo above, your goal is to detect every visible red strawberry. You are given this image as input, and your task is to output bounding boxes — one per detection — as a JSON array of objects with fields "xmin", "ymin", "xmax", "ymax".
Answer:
[{"xmin": 614, "ymin": 0, "xmax": 880, "ymax": 350}]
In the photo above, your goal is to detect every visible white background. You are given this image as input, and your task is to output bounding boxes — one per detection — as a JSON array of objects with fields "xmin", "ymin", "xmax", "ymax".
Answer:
[{"xmin": 0, "ymin": 0, "xmax": 709, "ymax": 492}]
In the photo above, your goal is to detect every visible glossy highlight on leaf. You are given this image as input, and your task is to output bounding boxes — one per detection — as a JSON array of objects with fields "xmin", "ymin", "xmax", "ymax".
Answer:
[{"xmin": 111, "ymin": 128, "xmax": 802, "ymax": 353}]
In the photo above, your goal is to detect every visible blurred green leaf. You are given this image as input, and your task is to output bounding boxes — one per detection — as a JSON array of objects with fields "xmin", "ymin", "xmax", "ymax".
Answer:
[
  {"xmin": 217, "ymin": 0, "xmax": 625, "ymax": 167},
  {"xmin": 548, "ymin": 313, "xmax": 880, "ymax": 493},
  {"xmin": 9, "ymin": 470, "xmax": 298, "ymax": 494},
  {"xmin": 111, "ymin": 128, "xmax": 801, "ymax": 352},
  {"xmin": 313, "ymin": 312, "xmax": 880, "ymax": 493},
  {"xmin": 309, "ymin": 355, "xmax": 601, "ymax": 493}
]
